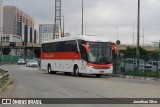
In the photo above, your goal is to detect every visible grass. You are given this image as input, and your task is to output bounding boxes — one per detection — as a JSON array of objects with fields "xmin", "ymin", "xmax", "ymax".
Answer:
[
  {"xmin": 0, "ymin": 69, "xmax": 5, "ymax": 76},
  {"xmin": 0, "ymin": 69, "xmax": 11, "ymax": 91},
  {"xmin": 125, "ymin": 70, "xmax": 160, "ymax": 78},
  {"xmin": 0, "ymin": 79, "xmax": 13, "ymax": 92}
]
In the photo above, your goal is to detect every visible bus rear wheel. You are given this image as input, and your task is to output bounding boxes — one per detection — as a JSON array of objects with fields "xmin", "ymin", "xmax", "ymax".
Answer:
[
  {"xmin": 74, "ymin": 66, "xmax": 81, "ymax": 77},
  {"xmin": 64, "ymin": 72, "xmax": 71, "ymax": 75}
]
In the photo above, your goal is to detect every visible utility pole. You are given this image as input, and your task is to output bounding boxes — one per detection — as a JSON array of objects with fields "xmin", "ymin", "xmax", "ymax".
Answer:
[
  {"xmin": 143, "ymin": 28, "xmax": 144, "ymax": 48},
  {"xmin": 85, "ymin": 22, "xmax": 87, "ymax": 35},
  {"xmin": 0, "ymin": 0, "xmax": 3, "ymax": 62},
  {"xmin": 82, "ymin": 0, "xmax": 84, "ymax": 35},
  {"xmin": 32, "ymin": 43, "xmax": 34, "ymax": 59},
  {"xmin": 117, "ymin": 27, "xmax": 119, "ymax": 40},
  {"xmin": 136, "ymin": 0, "xmax": 140, "ymax": 70},
  {"xmin": 133, "ymin": 21, "xmax": 135, "ymax": 47},
  {"xmin": 159, "ymin": 40, "xmax": 160, "ymax": 60}
]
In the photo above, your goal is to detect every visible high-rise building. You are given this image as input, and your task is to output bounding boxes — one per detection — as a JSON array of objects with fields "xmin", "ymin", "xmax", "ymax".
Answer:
[
  {"xmin": 39, "ymin": 24, "xmax": 54, "ymax": 43},
  {"xmin": 3, "ymin": 6, "xmax": 34, "ymax": 38},
  {"xmin": 2, "ymin": 5, "xmax": 39, "ymax": 57},
  {"xmin": 0, "ymin": 0, "xmax": 3, "ymax": 40}
]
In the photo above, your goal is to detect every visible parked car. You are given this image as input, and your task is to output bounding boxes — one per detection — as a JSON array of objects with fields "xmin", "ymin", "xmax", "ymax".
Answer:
[
  {"xmin": 119, "ymin": 58, "xmax": 152, "ymax": 72},
  {"xmin": 25, "ymin": 59, "xmax": 30, "ymax": 64},
  {"xmin": 18, "ymin": 58, "xmax": 25, "ymax": 65},
  {"xmin": 33, "ymin": 58, "xmax": 40, "ymax": 66},
  {"xmin": 26, "ymin": 60, "xmax": 39, "ymax": 67},
  {"xmin": 146, "ymin": 61, "xmax": 160, "ymax": 71}
]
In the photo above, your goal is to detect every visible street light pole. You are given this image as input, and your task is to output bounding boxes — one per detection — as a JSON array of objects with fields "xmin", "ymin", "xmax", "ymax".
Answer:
[
  {"xmin": 61, "ymin": 15, "xmax": 64, "ymax": 37},
  {"xmin": 85, "ymin": 22, "xmax": 87, "ymax": 35},
  {"xmin": 136, "ymin": 0, "xmax": 140, "ymax": 70},
  {"xmin": 143, "ymin": 28, "xmax": 144, "ymax": 48}
]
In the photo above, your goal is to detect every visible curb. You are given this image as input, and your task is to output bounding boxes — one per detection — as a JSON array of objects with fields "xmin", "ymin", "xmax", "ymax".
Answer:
[
  {"xmin": 107, "ymin": 74, "xmax": 160, "ymax": 82},
  {"xmin": 0, "ymin": 63, "xmax": 14, "ymax": 65}
]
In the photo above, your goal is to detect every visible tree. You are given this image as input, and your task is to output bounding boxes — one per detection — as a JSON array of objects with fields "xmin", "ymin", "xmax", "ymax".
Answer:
[
  {"xmin": 149, "ymin": 51, "xmax": 158, "ymax": 60},
  {"xmin": 124, "ymin": 46, "xmax": 149, "ymax": 61}
]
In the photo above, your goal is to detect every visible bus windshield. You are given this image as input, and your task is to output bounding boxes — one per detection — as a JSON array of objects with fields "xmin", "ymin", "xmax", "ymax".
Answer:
[
  {"xmin": 88, "ymin": 42, "xmax": 112, "ymax": 64},
  {"xmin": 79, "ymin": 40, "xmax": 112, "ymax": 64}
]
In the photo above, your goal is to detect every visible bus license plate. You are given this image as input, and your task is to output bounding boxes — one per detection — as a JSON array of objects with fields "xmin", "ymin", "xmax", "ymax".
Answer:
[{"xmin": 100, "ymin": 71, "xmax": 104, "ymax": 74}]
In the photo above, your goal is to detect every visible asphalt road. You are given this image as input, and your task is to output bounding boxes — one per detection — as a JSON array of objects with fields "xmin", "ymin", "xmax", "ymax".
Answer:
[{"xmin": 0, "ymin": 64, "xmax": 160, "ymax": 107}]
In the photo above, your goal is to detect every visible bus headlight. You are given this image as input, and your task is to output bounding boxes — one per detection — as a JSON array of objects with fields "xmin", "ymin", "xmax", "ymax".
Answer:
[
  {"xmin": 87, "ymin": 65, "xmax": 113, "ymax": 69},
  {"xmin": 108, "ymin": 66, "xmax": 113, "ymax": 69},
  {"xmin": 86, "ymin": 63, "xmax": 113, "ymax": 69},
  {"xmin": 87, "ymin": 65, "xmax": 94, "ymax": 68}
]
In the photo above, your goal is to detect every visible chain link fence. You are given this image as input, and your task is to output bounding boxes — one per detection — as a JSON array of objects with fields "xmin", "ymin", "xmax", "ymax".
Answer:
[
  {"xmin": 0, "ymin": 54, "xmax": 33, "ymax": 63},
  {"xmin": 113, "ymin": 49, "xmax": 160, "ymax": 78}
]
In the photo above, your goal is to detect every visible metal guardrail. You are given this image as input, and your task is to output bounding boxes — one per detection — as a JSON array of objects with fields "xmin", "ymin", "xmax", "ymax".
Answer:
[
  {"xmin": 0, "ymin": 70, "xmax": 9, "ymax": 87},
  {"xmin": 0, "ymin": 62, "xmax": 13, "ymax": 65}
]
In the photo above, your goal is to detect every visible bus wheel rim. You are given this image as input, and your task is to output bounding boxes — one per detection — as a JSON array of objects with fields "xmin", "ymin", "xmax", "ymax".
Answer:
[
  {"xmin": 48, "ymin": 67, "xmax": 51, "ymax": 73},
  {"xmin": 75, "ymin": 68, "xmax": 79, "ymax": 75}
]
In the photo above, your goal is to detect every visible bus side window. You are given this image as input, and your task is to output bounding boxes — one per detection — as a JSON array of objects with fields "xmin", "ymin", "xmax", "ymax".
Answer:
[
  {"xmin": 56, "ymin": 42, "xmax": 65, "ymax": 52},
  {"xmin": 42, "ymin": 43, "xmax": 50, "ymax": 52},
  {"xmin": 65, "ymin": 40, "xmax": 78, "ymax": 52}
]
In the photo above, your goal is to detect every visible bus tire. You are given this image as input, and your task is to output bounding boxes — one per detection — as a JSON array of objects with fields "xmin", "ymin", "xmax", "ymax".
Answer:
[
  {"xmin": 48, "ymin": 65, "xmax": 51, "ymax": 74},
  {"xmin": 96, "ymin": 74, "xmax": 102, "ymax": 77},
  {"xmin": 64, "ymin": 72, "xmax": 71, "ymax": 75},
  {"xmin": 74, "ymin": 66, "xmax": 81, "ymax": 77},
  {"xmin": 48, "ymin": 64, "xmax": 56, "ymax": 74}
]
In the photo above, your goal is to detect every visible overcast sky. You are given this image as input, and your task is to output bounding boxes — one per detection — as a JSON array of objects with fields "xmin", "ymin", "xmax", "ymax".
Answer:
[{"xmin": 4, "ymin": 0, "xmax": 160, "ymax": 45}]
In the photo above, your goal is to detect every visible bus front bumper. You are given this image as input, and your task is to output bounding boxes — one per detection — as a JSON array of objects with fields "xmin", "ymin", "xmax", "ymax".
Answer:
[{"xmin": 85, "ymin": 66, "xmax": 113, "ymax": 75}]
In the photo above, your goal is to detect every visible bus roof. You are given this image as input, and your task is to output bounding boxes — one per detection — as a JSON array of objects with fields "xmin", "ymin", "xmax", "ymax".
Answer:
[{"xmin": 42, "ymin": 35, "xmax": 110, "ymax": 44}]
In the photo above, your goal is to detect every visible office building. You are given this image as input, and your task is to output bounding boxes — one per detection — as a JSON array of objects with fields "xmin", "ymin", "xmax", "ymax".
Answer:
[
  {"xmin": 3, "ymin": 6, "xmax": 35, "ymax": 42},
  {"xmin": 1, "ymin": 5, "xmax": 40, "ymax": 57},
  {"xmin": 39, "ymin": 24, "xmax": 54, "ymax": 43}
]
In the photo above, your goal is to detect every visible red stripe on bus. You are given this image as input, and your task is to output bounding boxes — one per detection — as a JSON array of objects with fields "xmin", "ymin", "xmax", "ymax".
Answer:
[
  {"xmin": 41, "ymin": 52, "xmax": 81, "ymax": 60},
  {"xmin": 87, "ymin": 62, "xmax": 113, "ymax": 69}
]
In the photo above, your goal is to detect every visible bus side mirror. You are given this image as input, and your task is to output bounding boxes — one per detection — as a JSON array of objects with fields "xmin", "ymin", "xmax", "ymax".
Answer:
[
  {"xmin": 111, "ymin": 42, "xmax": 118, "ymax": 55},
  {"xmin": 81, "ymin": 44, "xmax": 89, "ymax": 54}
]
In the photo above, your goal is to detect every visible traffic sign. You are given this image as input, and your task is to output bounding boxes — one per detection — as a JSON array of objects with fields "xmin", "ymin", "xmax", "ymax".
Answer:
[{"xmin": 116, "ymin": 40, "xmax": 121, "ymax": 45}]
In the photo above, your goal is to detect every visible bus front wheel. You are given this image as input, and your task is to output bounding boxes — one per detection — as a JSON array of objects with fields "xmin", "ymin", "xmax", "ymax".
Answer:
[
  {"xmin": 48, "ymin": 65, "xmax": 52, "ymax": 74},
  {"xmin": 48, "ymin": 65, "xmax": 56, "ymax": 74},
  {"xmin": 74, "ymin": 66, "xmax": 81, "ymax": 77},
  {"xmin": 96, "ymin": 74, "xmax": 102, "ymax": 77}
]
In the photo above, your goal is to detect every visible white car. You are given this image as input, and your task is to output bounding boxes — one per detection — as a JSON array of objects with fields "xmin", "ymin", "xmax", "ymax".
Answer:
[
  {"xmin": 147, "ymin": 61, "xmax": 160, "ymax": 71},
  {"xmin": 18, "ymin": 58, "xmax": 25, "ymax": 65},
  {"xmin": 26, "ymin": 60, "xmax": 39, "ymax": 67},
  {"xmin": 120, "ymin": 58, "xmax": 152, "ymax": 72}
]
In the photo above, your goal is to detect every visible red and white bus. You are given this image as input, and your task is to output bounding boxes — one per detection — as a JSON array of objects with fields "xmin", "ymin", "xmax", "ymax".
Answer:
[{"xmin": 40, "ymin": 35, "xmax": 117, "ymax": 77}]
